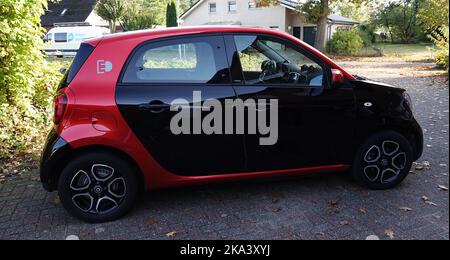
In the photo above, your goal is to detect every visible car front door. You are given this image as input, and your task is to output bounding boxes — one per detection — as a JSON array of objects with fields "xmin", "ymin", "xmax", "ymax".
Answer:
[
  {"xmin": 225, "ymin": 34, "xmax": 356, "ymax": 172},
  {"xmin": 116, "ymin": 35, "xmax": 246, "ymax": 176}
]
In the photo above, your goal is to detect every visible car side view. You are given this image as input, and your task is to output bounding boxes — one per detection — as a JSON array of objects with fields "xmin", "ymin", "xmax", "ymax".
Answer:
[{"xmin": 40, "ymin": 26, "xmax": 423, "ymax": 223}]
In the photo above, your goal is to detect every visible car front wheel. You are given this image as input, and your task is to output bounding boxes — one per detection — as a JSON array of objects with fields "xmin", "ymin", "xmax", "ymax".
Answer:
[
  {"xmin": 352, "ymin": 131, "xmax": 414, "ymax": 190},
  {"xmin": 58, "ymin": 151, "xmax": 139, "ymax": 223}
]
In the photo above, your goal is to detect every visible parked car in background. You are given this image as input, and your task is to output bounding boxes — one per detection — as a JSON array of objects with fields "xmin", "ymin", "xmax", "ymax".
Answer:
[{"xmin": 44, "ymin": 26, "xmax": 109, "ymax": 57}]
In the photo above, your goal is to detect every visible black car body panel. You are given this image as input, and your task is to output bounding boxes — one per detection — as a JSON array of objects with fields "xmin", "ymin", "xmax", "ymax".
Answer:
[{"xmin": 40, "ymin": 129, "xmax": 73, "ymax": 191}]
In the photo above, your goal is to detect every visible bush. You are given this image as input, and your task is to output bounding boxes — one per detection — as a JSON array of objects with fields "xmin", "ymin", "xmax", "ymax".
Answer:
[
  {"xmin": 0, "ymin": 0, "xmax": 62, "ymax": 159},
  {"xmin": 327, "ymin": 30, "xmax": 364, "ymax": 56},
  {"xmin": 431, "ymin": 26, "xmax": 449, "ymax": 69}
]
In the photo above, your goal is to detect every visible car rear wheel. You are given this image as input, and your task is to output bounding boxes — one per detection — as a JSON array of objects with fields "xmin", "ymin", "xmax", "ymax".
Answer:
[
  {"xmin": 58, "ymin": 152, "xmax": 139, "ymax": 223},
  {"xmin": 352, "ymin": 131, "xmax": 413, "ymax": 190}
]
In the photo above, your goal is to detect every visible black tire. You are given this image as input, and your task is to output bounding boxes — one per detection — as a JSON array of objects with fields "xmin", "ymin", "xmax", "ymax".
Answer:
[
  {"xmin": 58, "ymin": 151, "xmax": 139, "ymax": 223},
  {"xmin": 352, "ymin": 131, "xmax": 413, "ymax": 190}
]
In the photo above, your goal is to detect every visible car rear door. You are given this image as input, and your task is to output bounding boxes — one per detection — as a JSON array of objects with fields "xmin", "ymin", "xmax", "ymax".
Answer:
[
  {"xmin": 225, "ymin": 34, "xmax": 356, "ymax": 172},
  {"xmin": 116, "ymin": 35, "xmax": 246, "ymax": 176}
]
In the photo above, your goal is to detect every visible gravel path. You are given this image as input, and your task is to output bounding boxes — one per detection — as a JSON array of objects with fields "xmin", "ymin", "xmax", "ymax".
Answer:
[{"xmin": 0, "ymin": 61, "xmax": 448, "ymax": 240}]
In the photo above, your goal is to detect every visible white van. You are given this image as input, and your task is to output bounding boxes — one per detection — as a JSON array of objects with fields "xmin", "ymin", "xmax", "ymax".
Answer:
[{"xmin": 44, "ymin": 26, "xmax": 110, "ymax": 57}]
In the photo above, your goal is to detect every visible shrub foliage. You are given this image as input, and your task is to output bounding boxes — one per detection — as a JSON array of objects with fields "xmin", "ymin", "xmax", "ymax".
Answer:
[
  {"xmin": 327, "ymin": 30, "xmax": 364, "ymax": 56},
  {"xmin": 0, "ymin": 0, "xmax": 62, "ymax": 159}
]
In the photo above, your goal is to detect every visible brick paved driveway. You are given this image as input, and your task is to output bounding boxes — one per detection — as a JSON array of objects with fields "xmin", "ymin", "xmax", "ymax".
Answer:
[{"xmin": 0, "ymin": 61, "xmax": 448, "ymax": 240}]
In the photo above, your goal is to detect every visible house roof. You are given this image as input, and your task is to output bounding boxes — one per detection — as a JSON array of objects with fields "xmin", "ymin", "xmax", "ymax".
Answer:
[
  {"xmin": 328, "ymin": 14, "xmax": 358, "ymax": 24},
  {"xmin": 180, "ymin": 0, "xmax": 358, "ymax": 25},
  {"xmin": 41, "ymin": 0, "xmax": 97, "ymax": 27}
]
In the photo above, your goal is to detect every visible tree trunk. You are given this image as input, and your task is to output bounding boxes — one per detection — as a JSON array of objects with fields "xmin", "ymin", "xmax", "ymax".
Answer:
[
  {"xmin": 314, "ymin": 0, "xmax": 329, "ymax": 52},
  {"xmin": 315, "ymin": 15, "xmax": 329, "ymax": 51},
  {"xmin": 109, "ymin": 20, "xmax": 116, "ymax": 34}
]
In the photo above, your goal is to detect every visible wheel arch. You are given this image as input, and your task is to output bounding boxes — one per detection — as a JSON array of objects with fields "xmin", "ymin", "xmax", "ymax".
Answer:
[
  {"xmin": 48, "ymin": 145, "xmax": 146, "ymax": 192},
  {"xmin": 353, "ymin": 121, "xmax": 423, "ymax": 161}
]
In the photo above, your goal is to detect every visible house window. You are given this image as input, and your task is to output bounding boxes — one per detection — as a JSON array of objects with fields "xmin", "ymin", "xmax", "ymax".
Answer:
[
  {"xmin": 228, "ymin": 1, "xmax": 237, "ymax": 13},
  {"xmin": 248, "ymin": 1, "xmax": 262, "ymax": 9},
  {"xmin": 209, "ymin": 3, "xmax": 217, "ymax": 13}
]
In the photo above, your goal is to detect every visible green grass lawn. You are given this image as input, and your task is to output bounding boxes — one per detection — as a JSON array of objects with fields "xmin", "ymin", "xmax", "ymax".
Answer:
[
  {"xmin": 333, "ymin": 43, "xmax": 438, "ymax": 63},
  {"xmin": 374, "ymin": 43, "xmax": 436, "ymax": 61}
]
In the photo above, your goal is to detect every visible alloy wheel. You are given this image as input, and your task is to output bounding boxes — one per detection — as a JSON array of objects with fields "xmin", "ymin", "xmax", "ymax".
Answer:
[
  {"xmin": 69, "ymin": 164, "xmax": 127, "ymax": 215},
  {"xmin": 362, "ymin": 140, "xmax": 407, "ymax": 184}
]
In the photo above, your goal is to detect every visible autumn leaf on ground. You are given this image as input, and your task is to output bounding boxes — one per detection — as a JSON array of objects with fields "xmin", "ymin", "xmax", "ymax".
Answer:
[
  {"xmin": 145, "ymin": 218, "xmax": 156, "ymax": 225},
  {"xmin": 359, "ymin": 208, "xmax": 367, "ymax": 214},
  {"xmin": 438, "ymin": 185, "xmax": 448, "ymax": 191},
  {"xmin": 422, "ymin": 196, "xmax": 438, "ymax": 206},
  {"xmin": 340, "ymin": 220, "xmax": 349, "ymax": 226},
  {"xmin": 399, "ymin": 206, "xmax": 413, "ymax": 212},
  {"xmin": 272, "ymin": 207, "xmax": 282, "ymax": 213},
  {"xmin": 166, "ymin": 231, "xmax": 177, "ymax": 238},
  {"xmin": 271, "ymin": 192, "xmax": 283, "ymax": 204},
  {"xmin": 384, "ymin": 229, "xmax": 395, "ymax": 239},
  {"xmin": 328, "ymin": 197, "xmax": 341, "ymax": 207}
]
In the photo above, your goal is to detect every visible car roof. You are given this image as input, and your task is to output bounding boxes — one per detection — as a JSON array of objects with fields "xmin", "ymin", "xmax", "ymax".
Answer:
[
  {"xmin": 85, "ymin": 26, "xmax": 356, "ymax": 81},
  {"xmin": 97, "ymin": 26, "xmax": 289, "ymax": 43}
]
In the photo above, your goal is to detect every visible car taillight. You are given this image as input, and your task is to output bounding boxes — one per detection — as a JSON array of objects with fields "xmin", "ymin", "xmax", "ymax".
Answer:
[{"xmin": 53, "ymin": 94, "xmax": 68, "ymax": 125}]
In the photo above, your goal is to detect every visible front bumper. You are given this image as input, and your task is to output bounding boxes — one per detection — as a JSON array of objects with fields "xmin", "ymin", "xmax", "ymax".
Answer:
[
  {"xmin": 413, "ymin": 119, "xmax": 424, "ymax": 161},
  {"xmin": 40, "ymin": 129, "xmax": 73, "ymax": 192}
]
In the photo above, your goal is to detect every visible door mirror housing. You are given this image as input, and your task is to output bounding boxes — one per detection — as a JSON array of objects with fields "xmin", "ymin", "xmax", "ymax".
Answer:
[{"xmin": 331, "ymin": 69, "xmax": 345, "ymax": 86}]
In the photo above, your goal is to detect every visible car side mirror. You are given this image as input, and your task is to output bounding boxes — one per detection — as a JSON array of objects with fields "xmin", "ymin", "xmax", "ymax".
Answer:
[{"xmin": 331, "ymin": 69, "xmax": 345, "ymax": 86}]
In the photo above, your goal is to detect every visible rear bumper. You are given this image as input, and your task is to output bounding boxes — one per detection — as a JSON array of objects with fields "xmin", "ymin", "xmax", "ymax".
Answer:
[{"xmin": 40, "ymin": 129, "xmax": 73, "ymax": 192}]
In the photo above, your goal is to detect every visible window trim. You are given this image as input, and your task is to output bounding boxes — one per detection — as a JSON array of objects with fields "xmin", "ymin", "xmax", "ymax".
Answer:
[
  {"xmin": 209, "ymin": 2, "xmax": 217, "ymax": 13},
  {"xmin": 228, "ymin": 1, "xmax": 237, "ymax": 13},
  {"xmin": 224, "ymin": 33, "xmax": 332, "ymax": 89},
  {"xmin": 118, "ymin": 33, "xmax": 232, "ymax": 86}
]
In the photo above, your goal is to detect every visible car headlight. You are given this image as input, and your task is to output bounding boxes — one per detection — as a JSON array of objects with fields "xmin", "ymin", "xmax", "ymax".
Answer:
[{"xmin": 403, "ymin": 92, "xmax": 414, "ymax": 113}]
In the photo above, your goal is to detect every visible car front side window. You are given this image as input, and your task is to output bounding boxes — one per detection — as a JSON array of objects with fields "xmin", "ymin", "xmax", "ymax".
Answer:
[{"xmin": 233, "ymin": 35, "xmax": 325, "ymax": 87}]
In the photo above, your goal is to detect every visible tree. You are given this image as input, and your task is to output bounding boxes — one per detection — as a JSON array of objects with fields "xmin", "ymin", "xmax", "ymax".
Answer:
[
  {"xmin": 259, "ymin": 0, "xmax": 368, "ymax": 51},
  {"xmin": 95, "ymin": 0, "xmax": 126, "ymax": 33},
  {"xmin": 376, "ymin": 0, "xmax": 424, "ymax": 43},
  {"xmin": 418, "ymin": 0, "xmax": 449, "ymax": 30},
  {"xmin": 166, "ymin": 1, "xmax": 178, "ymax": 27},
  {"xmin": 122, "ymin": 0, "xmax": 158, "ymax": 31},
  {"xmin": 418, "ymin": 0, "xmax": 449, "ymax": 68}
]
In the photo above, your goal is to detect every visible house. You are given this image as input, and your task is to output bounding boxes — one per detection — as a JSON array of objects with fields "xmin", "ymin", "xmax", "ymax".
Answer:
[
  {"xmin": 179, "ymin": 0, "xmax": 358, "ymax": 46},
  {"xmin": 41, "ymin": 0, "xmax": 116, "ymax": 31}
]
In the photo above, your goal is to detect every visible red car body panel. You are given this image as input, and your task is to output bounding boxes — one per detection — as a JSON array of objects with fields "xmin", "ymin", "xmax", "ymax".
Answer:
[{"xmin": 58, "ymin": 26, "xmax": 352, "ymax": 190}]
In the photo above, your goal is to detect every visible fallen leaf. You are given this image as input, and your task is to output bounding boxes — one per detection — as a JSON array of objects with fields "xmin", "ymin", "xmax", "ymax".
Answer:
[
  {"xmin": 425, "ymin": 201, "xmax": 438, "ymax": 206},
  {"xmin": 421, "ymin": 196, "xmax": 430, "ymax": 201},
  {"xmin": 272, "ymin": 207, "xmax": 282, "ymax": 213},
  {"xmin": 399, "ymin": 206, "xmax": 413, "ymax": 212},
  {"xmin": 421, "ymin": 196, "xmax": 438, "ymax": 206},
  {"xmin": 166, "ymin": 231, "xmax": 177, "ymax": 238},
  {"xmin": 145, "ymin": 218, "xmax": 156, "ymax": 225},
  {"xmin": 271, "ymin": 192, "xmax": 283, "ymax": 204},
  {"xmin": 359, "ymin": 208, "xmax": 367, "ymax": 214},
  {"xmin": 340, "ymin": 220, "xmax": 350, "ymax": 226},
  {"xmin": 328, "ymin": 197, "xmax": 341, "ymax": 207},
  {"xmin": 438, "ymin": 185, "xmax": 448, "ymax": 191},
  {"xmin": 384, "ymin": 229, "xmax": 395, "ymax": 239}
]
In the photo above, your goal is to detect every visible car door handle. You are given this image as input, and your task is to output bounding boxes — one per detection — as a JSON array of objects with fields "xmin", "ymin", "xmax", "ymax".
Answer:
[{"xmin": 139, "ymin": 101, "xmax": 171, "ymax": 113}]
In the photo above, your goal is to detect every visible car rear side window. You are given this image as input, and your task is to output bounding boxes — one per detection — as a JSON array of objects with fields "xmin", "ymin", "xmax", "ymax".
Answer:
[
  {"xmin": 54, "ymin": 33, "xmax": 67, "ymax": 43},
  {"xmin": 58, "ymin": 43, "xmax": 95, "ymax": 89},
  {"xmin": 122, "ymin": 36, "xmax": 230, "ymax": 84}
]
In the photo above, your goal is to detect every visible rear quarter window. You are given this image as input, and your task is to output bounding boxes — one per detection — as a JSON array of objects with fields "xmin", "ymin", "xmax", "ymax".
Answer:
[
  {"xmin": 58, "ymin": 43, "xmax": 95, "ymax": 89},
  {"xmin": 121, "ymin": 36, "xmax": 230, "ymax": 84}
]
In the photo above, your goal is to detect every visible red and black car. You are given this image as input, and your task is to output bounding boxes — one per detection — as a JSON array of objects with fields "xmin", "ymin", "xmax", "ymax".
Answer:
[{"xmin": 40, "ymin": 27, "xmax": 423, "ymax": 223}]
